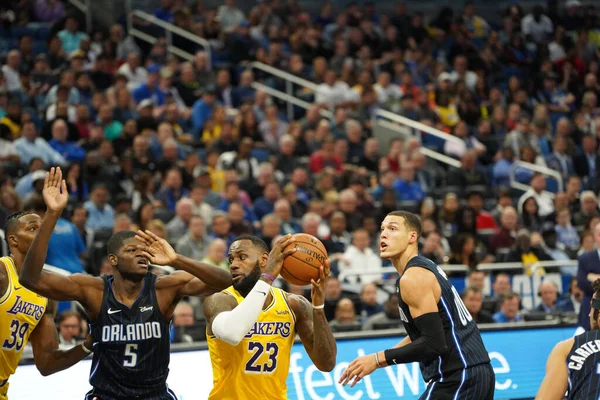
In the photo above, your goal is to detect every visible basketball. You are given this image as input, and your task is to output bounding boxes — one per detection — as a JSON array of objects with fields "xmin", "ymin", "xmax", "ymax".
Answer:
[{"xmin": 281, "ymin": 233, "xmax": 328, "ymax": 286}]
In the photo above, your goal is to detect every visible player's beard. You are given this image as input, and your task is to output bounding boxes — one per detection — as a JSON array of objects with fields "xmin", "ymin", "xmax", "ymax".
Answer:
[{"xmin": 233, "ymin": 261, "xmax": 262, "ymax": 297}]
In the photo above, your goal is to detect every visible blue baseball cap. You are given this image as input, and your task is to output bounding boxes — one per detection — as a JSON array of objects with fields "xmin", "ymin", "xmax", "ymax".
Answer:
[{"xmin": 147, "ymin": 64, "xmax": 161, "ymax": 74}]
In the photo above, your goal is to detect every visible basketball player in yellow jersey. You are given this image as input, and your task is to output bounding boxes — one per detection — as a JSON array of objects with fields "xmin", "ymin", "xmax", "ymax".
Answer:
[
  {"xmin": 137, "ymin": 231, "xmax": 337, "ymax": 399},
  {"xmin": 0, "ymin": 211, "xmax": 94, "ymax": 399}
]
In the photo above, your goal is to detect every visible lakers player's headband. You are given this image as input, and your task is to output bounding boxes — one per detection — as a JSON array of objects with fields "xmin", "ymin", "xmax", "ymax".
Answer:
[{"xmin": 592, "ymin": 298, "xmax": 600, "ymax": 310}]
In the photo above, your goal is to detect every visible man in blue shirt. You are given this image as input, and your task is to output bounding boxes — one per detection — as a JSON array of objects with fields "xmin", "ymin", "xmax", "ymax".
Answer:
[
  {"xmin": 48, "ymin": 119, "xmax": 86, "ymax": 162},
  {"xmin": 83, "ymin": 185, "xmax": 115, "ymax": 230},
  {"xmin": 132, "ymin": 64, "xmax": 165, "ymax": 106},
  {"xmin": 493, "ymin": 292, "xmax": 523, "ymax": 323},
  {"xmin": 191, "ymin": 85, "xmax": 217, "ymax": 140},
  {"xmin": 57, "ymin": 15, "xmax": 88, "ymax": 54},
  {"xmin": 392, "ymin": 162, "xmax": 424, "ymax": 202},
  {"xmin": 46, "ymin": 216, "xmax": 86, "ymax": 274},
  {"xmin": 14, "ymin": 121, "xmax": 66, "ymax": 165}
]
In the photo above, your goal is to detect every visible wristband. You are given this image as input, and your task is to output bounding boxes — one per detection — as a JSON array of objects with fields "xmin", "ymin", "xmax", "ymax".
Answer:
[
  {"xmin": 81, "ymin": 342, "xmax": 92, "ymax": 354},
  {"xmin": 375, "ymin": 352, "xmax": 382, "ymax": 368},
  {"xmin": 312, "ymin": 303, "xmax": 325, "ymax": 310},
  {"xmin": 261, "ymin": 273, "xmax": 276, "ymax": 282}
]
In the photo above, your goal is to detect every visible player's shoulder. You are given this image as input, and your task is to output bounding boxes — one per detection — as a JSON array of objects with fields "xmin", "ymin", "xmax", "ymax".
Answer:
[
  {"xmin": 554, "ymin": 338, "xmax": 575, "ymax": 357},
  {"xmin": 282, "ymin": 291, "xmax": 310, "ymax": 318},
  {"xmin": 70, "ymin": 272, "xmax": 104, "ymax": 289},
  {"xmin": 401, "ymin": 265, "xmax": 437, "ymax": 286}
]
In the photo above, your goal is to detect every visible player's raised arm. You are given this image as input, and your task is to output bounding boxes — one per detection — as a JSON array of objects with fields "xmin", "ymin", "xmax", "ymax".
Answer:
[
  {"xmin": 29, "ymin": 300, "xmax": 94, "ymax": 376},
  {"xmin": 535, "ymin": 339, "xmax": 572, "ymax": 400},
  {"xmin": 339, "ymin": 267, "xmax": 447, "ymax": 387},
  {"xmin": 202, "ymin": 235, "xmax": 296, "ymax": 346},
  {"xmin": 135, "ymin": 229, "xmax": 231, "ymax": 296},
  {"xmin": 19, "ymin": 167, "xmax": 102, "ymax": 308},
  {"xmin": 287, "ymin": 261, "xmax": 336, "ymax": 372}
]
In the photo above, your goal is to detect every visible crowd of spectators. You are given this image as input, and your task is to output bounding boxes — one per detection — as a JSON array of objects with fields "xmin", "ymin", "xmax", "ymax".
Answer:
[{"xmin": 1, "ymin": 0, "xmax": 600, "ymax": 340}]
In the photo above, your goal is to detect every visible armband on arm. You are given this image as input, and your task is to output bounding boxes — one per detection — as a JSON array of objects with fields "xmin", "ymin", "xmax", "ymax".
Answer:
[{"xmin": 384, "ymin": 312, "xmax": 448, "ymax": 365}]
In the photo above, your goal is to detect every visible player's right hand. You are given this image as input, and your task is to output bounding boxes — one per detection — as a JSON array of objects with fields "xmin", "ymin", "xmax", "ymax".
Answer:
[
  {"xmin": 264, "ymin": 234, "xmax": 296, "ymax": 281},
  {"xmin": 42, "ymin": 166, "xmax": 68, "ymax": 214}
]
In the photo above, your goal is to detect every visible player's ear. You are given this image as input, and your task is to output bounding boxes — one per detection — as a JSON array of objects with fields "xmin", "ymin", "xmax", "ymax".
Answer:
[
  {"xmin": 260, "ymin": 252, "xmax": 268, "ymax": 269},
  {"xmin": 409, "ymin": 230, "xmax": 418, "ymax": 244},
  {"xmin": 108, "ymin": 254, "xmax": 118, "ymax": 266},
  {"xmin": 7, "ymin": 234, "xmax": 18, "ymax": 248}
]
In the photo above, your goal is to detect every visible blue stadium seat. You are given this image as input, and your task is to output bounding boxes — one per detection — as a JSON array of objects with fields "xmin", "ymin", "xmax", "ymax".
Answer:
[
  {"xmin": 10, "ymin": 26, "xmax": 34, "ymax": 39},
  {"xmin": 32, "ymin": 40, "xmax": 47, "ymax": 54}
]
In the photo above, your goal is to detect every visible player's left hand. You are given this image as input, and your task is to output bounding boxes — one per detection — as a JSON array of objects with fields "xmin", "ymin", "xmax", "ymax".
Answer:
[
  {"xmin": 135, "ymin": 230, "xmax": 177, "ymax": 266},
  {"xmin": 310, "ymin": 259, "xmax": 330, "ymax": 308},
  {"xmin": 42, "ymin": 167, "xmax": 68, "ymax": 214},
  {"xmin": 339, "ymin": 354, "xmax": 377, "ymax": 387}
]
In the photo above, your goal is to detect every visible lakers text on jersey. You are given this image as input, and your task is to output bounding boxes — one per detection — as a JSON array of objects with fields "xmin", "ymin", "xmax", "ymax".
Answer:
[
  {"xmin": 0, "ymin": 256, "xmax": 47, "ymax": 400},
  {"xmin": 86, "ymin": 273, "xmax": 175, "ymax": 400},
  {"xmin": 207, "ymin": 286, "xmax": 296, "ymax": 400}
]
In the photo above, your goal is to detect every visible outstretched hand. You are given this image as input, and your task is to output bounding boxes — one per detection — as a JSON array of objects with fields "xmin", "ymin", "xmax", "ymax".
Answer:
[
  {"xmin": 43, "ymin": 167, "xmax": 68, "ymax": 214},
  {"xmin": 135, "ymin": 230, "xmax": 177, "ymax": 266}
]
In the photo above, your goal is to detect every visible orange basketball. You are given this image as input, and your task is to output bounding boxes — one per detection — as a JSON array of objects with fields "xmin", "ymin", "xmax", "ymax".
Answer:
[{"xmin": 281, "ymin": 233, "xmax": 328, "ymax": 286}]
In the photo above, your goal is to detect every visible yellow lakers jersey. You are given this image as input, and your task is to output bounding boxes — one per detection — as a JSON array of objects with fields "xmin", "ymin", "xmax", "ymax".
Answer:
[
  {"xmin": 0, "ymin": 256, "xmax": 47, "ymax": 381},
  {"xmin": 207, "ymin": 286, "xmax": 296, "ymax": 400}
]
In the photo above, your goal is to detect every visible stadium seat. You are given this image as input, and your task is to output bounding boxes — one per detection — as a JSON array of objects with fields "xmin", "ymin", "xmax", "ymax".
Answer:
[{"xmin": 251, "ymin": 148, "xmax": 270, "ymax": 163}]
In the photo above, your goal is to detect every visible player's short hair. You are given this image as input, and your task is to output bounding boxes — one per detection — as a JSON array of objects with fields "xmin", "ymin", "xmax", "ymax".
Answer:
[
  {"xmin": 3, "ymin": 211, "xmax": 35, "ymax": 246},
  {"xmin": 107, "ymin": 230, "xmax": 137, "ymax": 256},
  {"xmin": 386, "ymin": 210, "xmax": 422, "ymax": 239},
  {"xmin": 231, "ymin": 235, "xmax": 269, "ymax": 254}
]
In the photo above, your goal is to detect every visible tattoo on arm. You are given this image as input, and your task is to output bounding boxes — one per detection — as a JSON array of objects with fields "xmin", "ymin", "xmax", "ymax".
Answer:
[{"xmin": 293, "ymin": 295, "xmax": 337, "ymax": 372}]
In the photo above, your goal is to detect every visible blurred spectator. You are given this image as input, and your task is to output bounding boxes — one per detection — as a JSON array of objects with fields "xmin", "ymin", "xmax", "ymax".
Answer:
[
  {"xmin": 392, "ymin": 162, "xmax": 424, "ymax": 202},
  {"xmin": 216, "ymin": 0, "xmax": 245, "ymax": 33},
  {"xmin": 188, "ymin": 183, "xmax": 213, "ymax": 227},
  {"xmin": 574, "ymin": 135, "xmax": 600, "ymax": 191},
  {"xmin": 493, "ymin": 292, "xmax": 523, "ymax": 323},
  {"xmin": 34, "ymin": 0, "xmax": 65, "ymax": 23},
  {"xmin": 508, "ymin": 230, "xmax": 551, "ymax": 273},
  {"xmin": 555, "ymin": 209, "xmax": 580, "ymax": 251},
  {"xmin": 58, "ymin": 311, "xmax": 82, "ymax": 347},
  {"xmin": 258, "ymin": 214, "xmax": 281, "ymax": 250},
  {"xmin": 420, "ymin": 231, "xmax": 445, "ymax": 265},
  {"xmin": 210, "ymin": 211, "xmax": 235, "ymax": 248},
  {"xmin": 517, "ymin": 173, "xmax": 555, "ymax": 218},
  {"xmin": 483, "ymin": 273, "xmax": 512, "ymax": 314},
  {"xmin": 166, "ymin": 198, "xmax": 194, "ymax": 244},
  {"xmin": 254, "ymin": 182, "xmax": 281, "ymax": 220},
  {"xmin": 490, "ymin": 206, "xmax": 519, "ymax": 254},
  {"xmin": 574, "ymin": 191, "xmax": 600, "ymax": 229},
  {"xmin": 323, "ymin": 276, "xmax": 342, "ymax": 321},
  {"xmin": 175, "ymin": 215, "xmax": 209, "ymax": 260},
  {"xmin": 558, "ymin": 277, "xmax": 582, "ymax": 314},
  {"xmin": 329, "ymin": 298, "xmax": 361, "ymax": 332},
  {"xmin": 341, "ymin": 228, "xmax": 382, "ymax": 284},
  {"xmin": 192, "ymin": 85, "xmax": 218, "ymax": 137},
  {"xmin": 363, "ymin": 294, "xmax": 401, "ymax": 331},
  {"xmin": 84, "ymin": 185, "xmax": 115, "ymax": 230},
  {"xmin": 274, "ymin": 199, "xmax": 300, "ymax": 234},
  {"xmin": 577, "ymin": 223, "xmax": 600, "ymax": 330},
  {"xmin": 46, "ymin": 207, "xmax": 86, "ymax": 274},
  {"xmin": 534, "ymin": 280, "xmax": 560, "ymax": 313},
  {"xmin": 466, "ymin": 270, "xmax": 486, "ymax": 291},
  {"xmin": 358, "ymin": 283, "xmax": 383, "ymax": 320},
  {"xmin": 157, "ymin": 168, "xmax": 188, "ymax": 212},
  {"xmin": 48, "ymin": 119, "xmax": 85, "ymax": 162},
  {"xmin": 521, "ymin": 5, "xmax": 553, "ymax": 45},
  {"xmin": 448, "ymin": 233, "xmax": 478, "ymax": 269},
  {"xmin": 228, "ymin": 202, "xmax": 253, "ymax": 236},
  {"xmin": 170, "ymin": 302, "xmax": 197, "ymax": 344},
  {"xmin": 462, "ymin": 286, "xmax": 495, "ymax": 324},
  {"xmin": 58, "ymin": 15, "xmax": 88, "ymax": 54},
  {"xmin": 2, "ymin": 50, "xmax": 21, "ymax": 92},
  {"xmin": 202, "ymin": 238, "xmax": 229, "ymax": 270}
]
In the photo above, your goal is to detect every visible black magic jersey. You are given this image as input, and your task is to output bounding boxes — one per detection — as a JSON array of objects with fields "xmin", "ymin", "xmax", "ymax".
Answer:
[
  {"xmin": 567, "ymin": 329, "xmax": 600, "ymax": 399},
  {"xmin": 86, "ymin": 273, "xmax": 175, "ymax": 400},
  {"xmin": 397, "ymin": 255, "xmax": 490, "ymax": 382}
]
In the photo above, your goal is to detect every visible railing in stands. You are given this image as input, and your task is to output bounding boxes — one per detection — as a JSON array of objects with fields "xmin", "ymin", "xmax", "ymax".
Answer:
[
  {"xmin": 508, "ymin": 160, "xmax": 564, "ymax": 195},
  {"xmin": 376, "ymin": 109, "xmax": 464, "ymax": 144},
  {"xmin": 338, "ymin": 264, "xmax": 470, "ymax": 283},
  {"xmin": 248, "ymin": 61, "xmax": 320, "ymax": 120},
  {"xmin": 126, "ymin": 8, "xmax": 212, "ymax": 68},
  {"xmin": 251, "ymin": 82, "xmax": 332, "ymax": 120},
  {"xmin": 375, "ymin": 118, "xmax": 462, "ymax": 168}
]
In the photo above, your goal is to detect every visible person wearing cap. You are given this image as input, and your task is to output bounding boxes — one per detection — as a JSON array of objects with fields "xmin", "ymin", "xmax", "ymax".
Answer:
[
  {"xmin": 132, "ymin": 64, "xmax": 165, "ymax": 106},
  {"xmin": 58, "ymin": 14, "xmax": 88, "ymax": 54}
]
